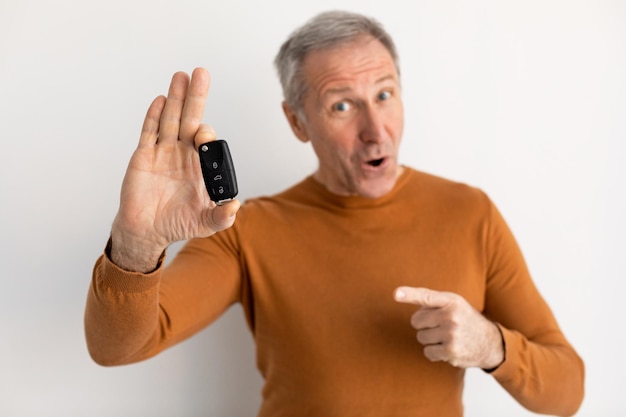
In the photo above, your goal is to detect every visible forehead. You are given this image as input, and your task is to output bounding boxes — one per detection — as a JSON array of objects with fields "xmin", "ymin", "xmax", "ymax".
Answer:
[{"xmin": 301, "ymin": 35, "xmax": 399, "ymax": 96}]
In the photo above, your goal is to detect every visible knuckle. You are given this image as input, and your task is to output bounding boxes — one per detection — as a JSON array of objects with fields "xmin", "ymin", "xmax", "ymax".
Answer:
[
  {"xmin": 422, "ymin": 291, "xmax": 433, "ymax": 305},
  {"xmin": 423, "ymin": 345, "xmax": 436, "ymax": 361},
  {"xmin": 410, "ymin": 312, "xmax": 421, "ymax": 329}
]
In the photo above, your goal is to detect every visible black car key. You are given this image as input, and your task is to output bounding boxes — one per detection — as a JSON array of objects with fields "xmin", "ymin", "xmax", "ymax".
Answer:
[{"xmin": 198, "ymin": 140, "xmax": 239, "ymax": 205}]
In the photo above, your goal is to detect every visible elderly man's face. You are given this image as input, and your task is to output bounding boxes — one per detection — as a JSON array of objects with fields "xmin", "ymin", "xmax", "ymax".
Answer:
[{"xmin": 284, "ymin": 35, "xmax": 404, "ymax": 198}]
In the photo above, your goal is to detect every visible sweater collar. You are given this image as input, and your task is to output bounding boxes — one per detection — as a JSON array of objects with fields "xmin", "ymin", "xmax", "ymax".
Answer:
[{"xmin": 305, "ymin": 166, "xmax": 412, "ymax": 210}]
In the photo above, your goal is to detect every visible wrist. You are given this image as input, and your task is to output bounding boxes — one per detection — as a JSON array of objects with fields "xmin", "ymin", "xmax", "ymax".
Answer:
[
  {"xmin": 109, "ymin": 226, "xmax": 166, "ymax": 273},
  {"xmin": 482, "ymin": 322, "xmax": 506, "ymax": 372}
]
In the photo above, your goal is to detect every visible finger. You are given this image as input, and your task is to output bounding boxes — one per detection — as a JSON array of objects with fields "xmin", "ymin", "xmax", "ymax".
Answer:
[
  {"xmin": 179, "ymin": 68, "xmax": 210, "ymax": 145},
  {"xmin": 194, "ymin": 123, "xmax": 217, "ymax": 149},
  {"xmin": 158, "ymin": 71, "xmax": 191, "ymax": 145},
  {"xmin": 138, "ymin": 95, "xmax": 166, "ymax": 147},
  {"xmin": 424, "ymin": 344, "xmax": 462, "ymax": 367},
  {"xmin": 411, "ymin": 308, "xmax": 442, "ymax": 330},
  {"xmin": 394, "ymin": 286, "xmax": 456, "ymax": 308},
  {"xmin": 423, "ymin": 344, "xmax": 449, "ymax": 363},
  {"xmin": 416, "ymin": 327, "xmax": 445, "ymax": 346},
  {"xmin": 204, "ymin": 199, "xmax": 241, "ymax": 233}
]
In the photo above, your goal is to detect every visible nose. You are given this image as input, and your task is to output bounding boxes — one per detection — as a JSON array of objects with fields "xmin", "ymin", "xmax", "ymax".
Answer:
[{"xmin": 358, "ymin": 105, "xmax": 386, "ymax": 144}]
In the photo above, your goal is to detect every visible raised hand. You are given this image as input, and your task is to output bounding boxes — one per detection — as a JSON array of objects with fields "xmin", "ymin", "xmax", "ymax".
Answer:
[
  {"xmin": 394, "ymin": 287, "xmax": 504, "ymax": 370},
  {"xmin": 110, "ymin": 68, "xmax": 240, "ymax": 272}
]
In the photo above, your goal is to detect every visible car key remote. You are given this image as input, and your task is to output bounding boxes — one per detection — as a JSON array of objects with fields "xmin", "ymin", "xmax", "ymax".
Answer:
[{"xmin": 198, "ymin": 140, "xmax": 239, "ymax": 205}]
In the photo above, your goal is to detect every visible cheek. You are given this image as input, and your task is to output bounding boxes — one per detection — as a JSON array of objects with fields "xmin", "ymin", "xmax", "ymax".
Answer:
[
  {"xmin": 305, "ymin": 112, "xmax": 372, "ymax": 166},
  {"xmin": 315, "ymin": 139, "xmax": 354, "ymax": 167},
  {"xmin": 315, "ymin": 123, "xmax": 357, "ymax": 157}
]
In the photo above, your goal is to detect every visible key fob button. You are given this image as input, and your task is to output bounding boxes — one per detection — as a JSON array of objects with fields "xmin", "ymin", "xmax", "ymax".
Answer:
[{"xmin": 212, "ymin": 183, "xmax": 230, "ymax": 195}]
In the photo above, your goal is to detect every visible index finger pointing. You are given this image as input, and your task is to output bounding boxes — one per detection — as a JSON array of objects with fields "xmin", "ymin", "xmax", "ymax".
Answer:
[
  {"xmin": 394, "ymin": 287, "xmax": 456, "ymax": 308},
  {"xmin": 179, "ymin": 67, "xmax": 211, "ymax": 144}
]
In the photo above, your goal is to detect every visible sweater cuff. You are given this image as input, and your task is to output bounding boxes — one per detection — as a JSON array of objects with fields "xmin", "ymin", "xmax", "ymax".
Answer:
[
  {"xmin": 487, "ymin": 324, "xmax": 524, "ymax": 383},
  {"xmin": 94, "ymin": 238, "xmax": 165, "ymax": 293}
]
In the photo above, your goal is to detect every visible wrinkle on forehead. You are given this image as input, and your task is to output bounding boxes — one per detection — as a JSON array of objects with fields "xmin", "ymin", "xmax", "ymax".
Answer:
[{"xmin": 302, "ymin": 35, "xmax": 399, "ymax": 100}]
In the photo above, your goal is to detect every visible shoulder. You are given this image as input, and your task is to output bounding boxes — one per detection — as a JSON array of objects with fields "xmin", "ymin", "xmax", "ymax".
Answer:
[
  {"xmin": 233, "ymin": 176, "xmax": 319, "ymax": 225},
  {"xmin": 402, "ymin": 167, "xmax": 493, "ymax": 213},
  {"xmin": 241, "ymin": 176, "xmax": 312, "ymax": 206}
]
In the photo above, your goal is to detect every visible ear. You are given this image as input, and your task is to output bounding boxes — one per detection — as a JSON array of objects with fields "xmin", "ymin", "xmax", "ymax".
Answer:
[{"xmin": 282, "ymin": 102, "xmax": 310, "ymax": 143}]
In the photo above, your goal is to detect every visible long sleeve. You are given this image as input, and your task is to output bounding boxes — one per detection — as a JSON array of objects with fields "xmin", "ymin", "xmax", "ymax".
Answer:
[
  {"xmin": 84, "ymin": 244, "xmax": 165, "ymax": 366},
  {"xmin": 484, "ymin": 201, "xmax": 585, "ymax": 416},
  {"xmin": 85, "ymin": 230, "xmax": 244, "ymax": 366}
]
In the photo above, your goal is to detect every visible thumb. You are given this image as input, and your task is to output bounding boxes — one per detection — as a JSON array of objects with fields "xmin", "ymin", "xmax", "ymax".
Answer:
[
  {"xmin": 204, "ymin": 199, "xmax": 241, "ymax": 233},
  {"xmin": 394, "ymin": 286, "xmax": 455, "ymax": 308}
]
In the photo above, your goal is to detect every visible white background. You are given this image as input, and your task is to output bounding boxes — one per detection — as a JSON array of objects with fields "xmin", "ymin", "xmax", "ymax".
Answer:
[{"xmin": 0, "ymin": 0, "xmax": 624, "ymax": 415}]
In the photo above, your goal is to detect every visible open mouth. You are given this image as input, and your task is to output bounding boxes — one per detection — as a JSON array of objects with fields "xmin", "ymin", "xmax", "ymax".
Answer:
[{"xmin": 367, "ymin": 158, "xmax": 385, "ymax": 167}]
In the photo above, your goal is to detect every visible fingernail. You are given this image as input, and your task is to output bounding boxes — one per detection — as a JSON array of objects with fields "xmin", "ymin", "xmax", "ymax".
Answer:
[{"xmin": 395, "ymin": 289, "xmax": 406, "ymax": 300}]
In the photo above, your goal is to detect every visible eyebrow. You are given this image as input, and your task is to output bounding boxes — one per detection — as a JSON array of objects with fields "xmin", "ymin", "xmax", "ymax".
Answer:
[{"xmin": 323, "ymin": 74, "xmax": 398, "ymax": 97}]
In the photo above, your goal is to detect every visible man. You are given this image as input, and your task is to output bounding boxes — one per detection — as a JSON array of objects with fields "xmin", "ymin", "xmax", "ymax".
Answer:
[{"xmin": 85, "ymin": 10, "xmax": 584, "ymax": 416}]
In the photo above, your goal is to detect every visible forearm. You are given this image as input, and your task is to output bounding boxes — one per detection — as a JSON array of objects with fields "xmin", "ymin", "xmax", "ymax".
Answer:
[
  {"xmin": 84, "ymin": 244, "xmax": 165, "ymax": 366},
  {"xmin": 483, "ymin": 201, "xmax": 585, "ymax": 415},
  {"xmin": 491, "ymin": 325, "xmax": 585, "ymax": 417}
]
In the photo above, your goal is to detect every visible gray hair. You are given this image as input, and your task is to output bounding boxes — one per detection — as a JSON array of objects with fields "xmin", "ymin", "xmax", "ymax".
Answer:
[{"xmin": 274, "ymin": 10, "xmax": 400, "ymax": 115}]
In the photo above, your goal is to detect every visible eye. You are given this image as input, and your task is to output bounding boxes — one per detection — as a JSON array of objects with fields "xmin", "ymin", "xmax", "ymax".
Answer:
[
  {"xmin": 378, "ymin": 90, "xmax": 392, "ymax": 101},
  {"xmin": 333, "ymin": 101, "xmax": 351, "ymax": 112}
]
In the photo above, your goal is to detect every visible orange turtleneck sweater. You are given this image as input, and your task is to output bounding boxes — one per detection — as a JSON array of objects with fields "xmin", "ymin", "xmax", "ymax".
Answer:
[{"xmin": 85, "ymin": 167, "xmax": 584, "ymax": 416}]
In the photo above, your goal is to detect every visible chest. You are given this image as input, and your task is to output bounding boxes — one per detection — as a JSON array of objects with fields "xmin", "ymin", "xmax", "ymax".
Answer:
[{"xmin": 243, "ymin": 205, "xmax": 488, "ymax": 323}]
